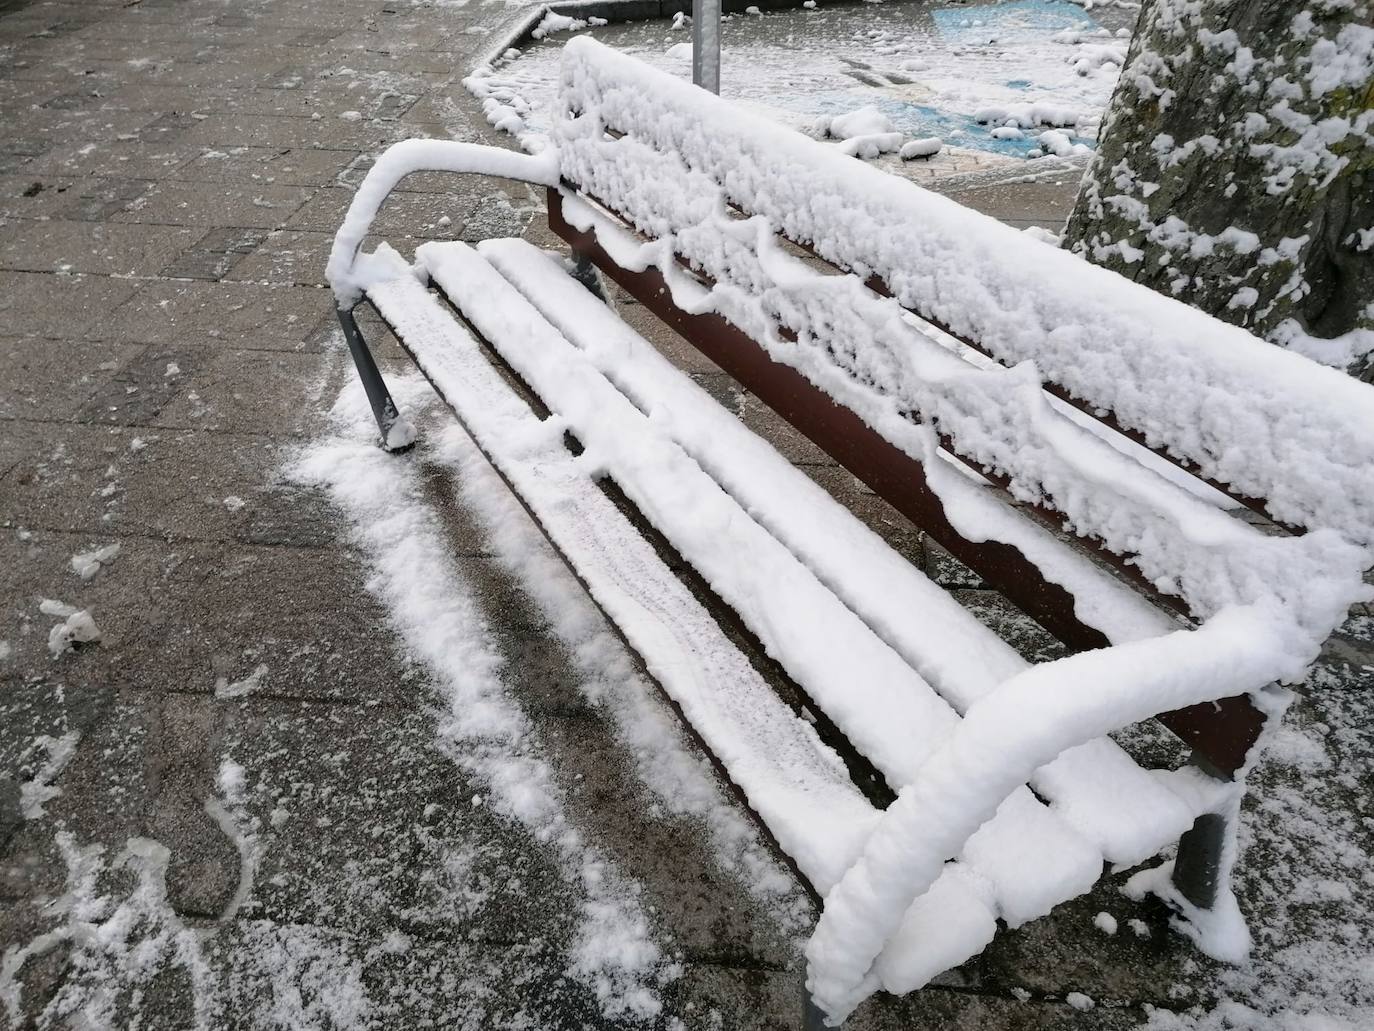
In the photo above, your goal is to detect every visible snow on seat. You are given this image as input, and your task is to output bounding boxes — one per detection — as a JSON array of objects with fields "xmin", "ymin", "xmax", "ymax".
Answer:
[
  {"xmin": 474, "ymin": 236, "xmax": 1200, "ymax": 869},
  {"xmin": 353, "ymin": 252, "xmax": 1013, "ymax": 989},
  {"xmin": 325, "ymin": 35, "xmax": 1374, "ymax": 1029}
]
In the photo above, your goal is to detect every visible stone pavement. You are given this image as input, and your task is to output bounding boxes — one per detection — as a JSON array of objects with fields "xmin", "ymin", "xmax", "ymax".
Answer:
[{"xmin": 2, "ymin": 1, "xmax": 1372, "ymax": 1029}]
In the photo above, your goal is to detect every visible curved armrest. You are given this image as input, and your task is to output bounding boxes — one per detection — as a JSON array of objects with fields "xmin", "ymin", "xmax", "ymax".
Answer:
[
  {"xmin": 326, "ymin": 138, "xmax": 560, "ymax": 306},
  {"xmin": 804, "ymin": 601, "xmax": 1313, "ymax": 1025}
]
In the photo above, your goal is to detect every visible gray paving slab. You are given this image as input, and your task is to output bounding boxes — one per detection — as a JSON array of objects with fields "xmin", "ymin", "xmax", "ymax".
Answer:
[
  {"xmin": 170, "ymin": 145, "xmax": 359, "ymax": 188},
  {"xmin": 98, "ymin": 278, "xmax": 332, "ymax": 349},
  {"xmin": 0, "ymin": 219, "xmax": 203, "ymax": 276},
  {"xmin": 110, "ymin": 178, "xmax": 315, "ymax": 230},
  {"xmin": 0, "ymin": 269, "xmax": 141, "ymax": 338},
  {"xmin": 0, "ymin": 334, "xmax": 143, "ymax": 421}
]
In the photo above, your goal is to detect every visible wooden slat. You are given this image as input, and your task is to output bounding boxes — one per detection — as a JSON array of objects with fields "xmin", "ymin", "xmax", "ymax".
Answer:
[{"xmin": 547, "ymin": 185, "xmax": 1268, "ymax": 776}]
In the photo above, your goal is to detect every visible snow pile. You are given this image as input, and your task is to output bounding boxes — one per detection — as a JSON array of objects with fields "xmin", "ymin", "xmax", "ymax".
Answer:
[
  {"xmin": 974, "ymin": 100, "xmax": 1081, "ymax": 128},
  {"xmin": 531, "ymin": 11, "xmax": 606, "ymax": 39},
  {"xmin": 1072, "ymin": 42, "xmax": 1127, "ymax": 74},
  {"xmin": 814, "ymin": 105, "xmax": 904, "ymax": 159},
  {"xmin": 899, "ymin": 137, "xmax": 943, "ymax": 160},
  {"xmin": 40, "ymin": 599, "xmax": 101, "ymax": 656}
]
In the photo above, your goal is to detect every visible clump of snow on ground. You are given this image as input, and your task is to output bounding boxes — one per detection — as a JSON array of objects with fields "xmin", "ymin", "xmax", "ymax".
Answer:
[
  {"xmin": 70, "ymin": 542, "xmax": 120, "ymax": 580},
  {"xmin": 40, "ymin": 599, "xmax": 101, "ymax": 657}
]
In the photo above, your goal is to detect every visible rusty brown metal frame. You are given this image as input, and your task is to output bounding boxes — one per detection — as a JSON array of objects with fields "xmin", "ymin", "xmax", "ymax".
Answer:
[{"xmin": 547, "ymin": 184, "xmax": 1268, "ymax": 778}]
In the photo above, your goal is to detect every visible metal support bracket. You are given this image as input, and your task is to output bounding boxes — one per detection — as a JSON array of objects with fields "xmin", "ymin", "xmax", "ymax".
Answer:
[{"xmin": 336, "ymin": 303, "xmax": 413, "ymax": 452}]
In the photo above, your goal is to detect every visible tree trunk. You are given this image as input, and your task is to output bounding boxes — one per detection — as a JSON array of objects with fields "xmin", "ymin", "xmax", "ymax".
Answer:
[{"xmin": 1064, "ymin": 0, "xmax": 1374, "ymax": 381}]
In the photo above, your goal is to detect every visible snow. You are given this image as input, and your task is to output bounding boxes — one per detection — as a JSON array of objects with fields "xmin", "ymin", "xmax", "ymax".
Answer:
[
  {"xmin": 0, "ymin": 833, "xmax": 216, "ymax": 1028},
  {"xmin": 1067, "ymin": 990, "xmax": 1095, "ymax": 1011},
  {"xmin": 553, "ymin": 37, "xmax": 1374, "ymax": 556},
  {"xmin": 324, "ymin": 28, "xmax": 1374, "ymax": 1024},
  {"xmin": 491, "ymin": 1, "xmax": 1125, "ymax": 161},
  {"xmin": 326, "ymin": 138, "xmax": 558, "ymax": 307},
  {"xmin": 18, "ymin": 732, "xmax": 81, "ymax": 819},
  {"xmin": 70, "ymin": 542, "xmax": 120, "ymax": 580},
  {"xmin": 41, "ymin": 599, "xmax": 101, "ymax": 657},
  {"xmin": 806, "ymin": 604, "xmax": 1314, "ymax": 1022},
  {"xmin": 1093, "ymin": 910, "xmax": 1118, "ymax": 935},
  {"xmin": 291, "ymin": 386, "xmax": 678, "ymax": 1020},
  {"xmin": 433, "ymin": 424, "xmax": 806, "ymax": 924},
  {"xmin": 899, "ymin": 136, "xmax": 943, "ymax": 160},
  {"xmin": 215, "ymin": 663, "xmax": 269, "ymax": 700}
]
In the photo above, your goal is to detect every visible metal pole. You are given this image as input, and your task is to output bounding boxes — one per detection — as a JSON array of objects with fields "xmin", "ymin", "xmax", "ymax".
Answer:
[{"xmin": 692, "ymin": 0, "xmax": 720, "ymax": 93}]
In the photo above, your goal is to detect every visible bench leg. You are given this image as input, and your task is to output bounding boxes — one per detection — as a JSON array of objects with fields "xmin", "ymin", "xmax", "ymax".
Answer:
[
  {"xmin": 570, "ymin": 252, "xmax": 609, "ymax": 304},
  {"xmin": 803, "ymin": 976, "xmax": 837, "ymax": 1030},
  {"xmin": 1172, "ymin": 809, "xmax": 1228, "ymax": 909},
  {"xmin": 336, "ymin": 303, "xmax": 414, "ymax": 451},
  {"xmin": 1171, "ymin": 756, "xmax": 1233, "ymax": 910}
]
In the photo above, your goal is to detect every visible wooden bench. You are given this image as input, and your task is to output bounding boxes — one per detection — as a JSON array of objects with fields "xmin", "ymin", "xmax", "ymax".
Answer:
[{"xmin": 326, "ymin": 38, "xmax": 1374, "ymax": 1027}]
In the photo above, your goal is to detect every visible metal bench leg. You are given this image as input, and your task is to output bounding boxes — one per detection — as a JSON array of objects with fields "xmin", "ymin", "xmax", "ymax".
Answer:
[
  {"xmin": 803, "ymin": 976, "xmax": 836, "ymax": 1030},
  {"xmin": 336, "ymin": 303, "xmax": 413, "ymax": 451},
  {"xmin": 570, "ymin": 252, "xmax": 609, "ymax": 304},
  {"xmin": 1171, "ymin": 757, "xmax": 1231, "ymax": 910},
  {"xmin": 1172, "ymin": 809, "xmax": 1228, "ymax": 910}
]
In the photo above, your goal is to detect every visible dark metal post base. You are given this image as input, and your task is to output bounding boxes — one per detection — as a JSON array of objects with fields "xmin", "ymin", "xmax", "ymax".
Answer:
[
  {"xmin": 803, "ymin": 977, "xmax": 835, "ymax": 1031},
  {"xmin": 570, "ymin": 253, "xmax": 609, "ymax": 304},
  {"xmin": 336, "ymin": 303, "xmax": 412, "ymax": 451},
  {"xmin": 1171, "ymin": 754, "xmax": 1233, "ymax": 910}
]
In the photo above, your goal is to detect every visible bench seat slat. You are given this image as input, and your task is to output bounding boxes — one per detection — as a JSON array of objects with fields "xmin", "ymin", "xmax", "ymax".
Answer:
[
  {"xmin": 362, "ymin": 267, "xmax": 1004, "ymax": 988},
  {"xmin": 474, "ymin": 236, "xmax": 1201, "ymax": 869},
  {"xmin": 416, "ymin": 241, "xmax": 1117, "ymax": 927},
  {"xmin": 549, "ymin": 147, "xmax": 1366, "ymax": 642}
]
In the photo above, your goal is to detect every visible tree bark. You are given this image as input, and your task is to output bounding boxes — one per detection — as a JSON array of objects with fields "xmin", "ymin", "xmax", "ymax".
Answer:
[{"xmin": 1064, "ymin": 0, "xmax": 1374, "ymax": 380}]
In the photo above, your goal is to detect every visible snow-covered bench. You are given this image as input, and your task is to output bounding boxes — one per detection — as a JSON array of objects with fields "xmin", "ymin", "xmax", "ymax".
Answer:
[{"xmin": 327, "ymin": 38, "xmax": 1374, "ymax": 1027}]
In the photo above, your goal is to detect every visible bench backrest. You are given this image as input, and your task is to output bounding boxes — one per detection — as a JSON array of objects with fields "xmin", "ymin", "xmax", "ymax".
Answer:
[
  {"xmin": 554, "ymin": 37, "xmax": 1374, "ymax": 549},
  {"xmin": 547, "ymin": 38, "xmax": 1374, "ymax": 775}
]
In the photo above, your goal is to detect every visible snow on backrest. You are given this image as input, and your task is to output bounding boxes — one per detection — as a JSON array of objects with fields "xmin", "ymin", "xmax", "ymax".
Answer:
[{"xmin": 553, "ymin": 37, "xmax": 1374, "ymax": 551}]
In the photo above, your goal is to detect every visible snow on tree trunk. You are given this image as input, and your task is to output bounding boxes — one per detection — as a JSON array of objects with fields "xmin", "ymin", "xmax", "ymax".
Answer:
[{"xmin": 1063, "ymin": 0, "xmax": 1374, "ymax": 381}]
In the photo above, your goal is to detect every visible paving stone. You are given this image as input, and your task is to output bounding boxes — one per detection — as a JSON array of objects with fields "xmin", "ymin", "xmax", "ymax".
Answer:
[
  {"xmin": 0, "ymin": 219, "xmax": 202, "ymax": 276},
  {"xmin": 158, "ymin": 227, "xmax": 271, "ymax": 281},
  {"xmin": 23, "ymin": 139, "xmax": 199, "ymax": 180},
  {"xmin": 172, "ymin": 145, "xmax": 359, "ymax": 188},
  {"xmin": 0, "ymin": 334, "xmax": 142, "ymax": 421},
  {"xmin": 111, "ymin": 179, "xmax": 314, "ymax": 229},
  {"xmin": 0, "ymin": 269, "xmax": 141, "ymax": 339},
  {"xmin": 222, "ymin": 228, "xmax": 332, "ymax": 286},
  {"xmin": 175, "ymin": 112, "xmax": 399, "ymax": 152},
  {"xmin": 99, "ymin": 278, "xmax": 332, "ymax": 350}
]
